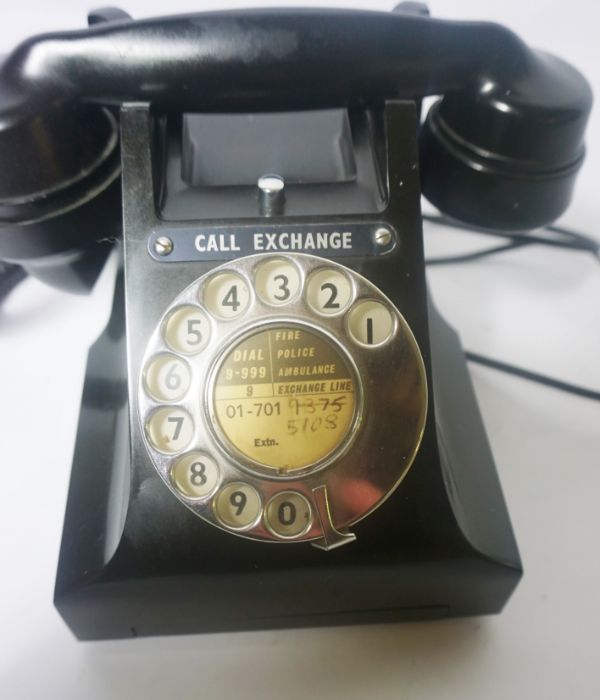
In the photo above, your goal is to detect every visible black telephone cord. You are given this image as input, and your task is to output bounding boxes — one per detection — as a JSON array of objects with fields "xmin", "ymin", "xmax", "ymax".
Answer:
[
  {"xmin": 423, "ymin": 213, "xmax": 600, "ymax": 264},
  {"xmin": 464, "ymin": 351, "xmax": 600, "ymax": 402},
  {"xmin": 423, "ymin": 214, "xmax": 600, "ymax": 402}
]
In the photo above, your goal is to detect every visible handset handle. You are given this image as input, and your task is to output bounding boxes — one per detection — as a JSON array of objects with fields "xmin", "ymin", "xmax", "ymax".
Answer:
[
  {"xmin": 0, "ymin": 7, "xmax": 592, "ymax": 239},
  {"xmin": 0, "ymin": 9, "xmax": 545, "ymax": 121}
]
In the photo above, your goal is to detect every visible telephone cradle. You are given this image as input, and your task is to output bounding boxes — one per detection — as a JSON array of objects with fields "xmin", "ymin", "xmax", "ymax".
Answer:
[{"xmin": 0, "ymin": 6, "xmax": 591, "ymax": 641}]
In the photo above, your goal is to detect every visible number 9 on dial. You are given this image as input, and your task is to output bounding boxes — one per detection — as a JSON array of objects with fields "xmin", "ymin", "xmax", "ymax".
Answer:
[{"xmin": 214, "ymin": 482, "xmax": 261, "ymax": 530}]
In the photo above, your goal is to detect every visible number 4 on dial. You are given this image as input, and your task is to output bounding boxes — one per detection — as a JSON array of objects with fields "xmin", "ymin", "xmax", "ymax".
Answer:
[{"xmin": 205, "ymin": 272, "xmax": 250, "ymax": 319}]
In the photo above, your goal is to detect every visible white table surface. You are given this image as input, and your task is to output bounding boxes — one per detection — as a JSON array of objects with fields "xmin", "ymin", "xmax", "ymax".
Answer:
[{"xmin": 1, "ymin": 1, "xmax": 599, "ymax": 698}]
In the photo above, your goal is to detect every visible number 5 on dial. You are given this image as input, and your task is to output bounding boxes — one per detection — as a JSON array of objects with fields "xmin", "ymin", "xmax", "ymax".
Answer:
[{"xmin": 164, "ymin": 306, "xmax": 211, "ymax": 354}]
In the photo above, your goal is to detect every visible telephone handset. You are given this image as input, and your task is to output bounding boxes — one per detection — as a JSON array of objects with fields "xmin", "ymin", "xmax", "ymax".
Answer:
[
  {"xmin": 0, "ymin": 3, "xmax": 591, "ymax": 287},
  {"xmin": 0, "ymin": 5, "xmax": 591, "ymax": 637}
]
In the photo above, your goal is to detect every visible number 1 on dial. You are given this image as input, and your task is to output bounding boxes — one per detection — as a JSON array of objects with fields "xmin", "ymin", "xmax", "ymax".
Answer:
[{"xmin": 347, "ymin": 300, "xmax": 394, "ymax": 346}]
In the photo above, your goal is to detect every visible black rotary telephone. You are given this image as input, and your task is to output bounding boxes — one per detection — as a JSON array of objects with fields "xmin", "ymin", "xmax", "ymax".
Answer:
[{"xmin": 0, "ymin": 5, "xmax": 591, "ymax": 639}]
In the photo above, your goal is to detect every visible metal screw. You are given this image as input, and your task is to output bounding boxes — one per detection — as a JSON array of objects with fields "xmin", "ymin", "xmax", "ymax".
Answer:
[
  {"xmin": 154, "ymin": 236, "xmax": 173, "ymax": 256},
  {"xmin": 374, "ymin": 227, "xmax": 393, "ymax": 248}
]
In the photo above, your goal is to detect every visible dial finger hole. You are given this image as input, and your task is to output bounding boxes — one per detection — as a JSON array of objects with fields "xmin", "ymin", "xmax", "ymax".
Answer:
[
  {"xmin": 306, "ymin": 268, "xmax": 353, "ymax": 316},
  {"xmin": 164, "ymin": 305, "xmax": 211, "ymax": 354},
  {"xmin": 347, "ymin": 300, "xmax": 395, "ymax": 347},
  {"xmin": 203, "ymin": 272, "xmax": 251, "ymax": 320},
  {"xmin": 144, "ymin": 354, "xmax": 191, "ymax": 402},
  {"xmin": 265, "ymin": 491, "xmax": 313, "ymax": 539},
  {"xmin": 213, "ymin": 482, "xmax": 262, "ymax": 530},
  {"xmin": 146, "ymin": 407, "xmax": 194, "ymax": 454},
  {"xmin": 254, "ymin": 257, "xmax": 301, "ymax": 306},
  {"xmin": 171, "ymin": 452, "xmax": 220, "ymax": 499}
]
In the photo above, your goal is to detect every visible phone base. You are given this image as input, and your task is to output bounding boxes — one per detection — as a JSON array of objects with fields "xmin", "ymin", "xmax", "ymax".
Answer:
[{"xmin": 54, "ymin": 273, "xmax": 521, "ymax": 640}]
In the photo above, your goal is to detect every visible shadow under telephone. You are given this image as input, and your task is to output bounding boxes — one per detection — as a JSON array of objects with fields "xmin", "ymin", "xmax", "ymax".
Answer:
[{"xmin": 0, "ymin": 4, "xmax": 591, "ymax": 639}]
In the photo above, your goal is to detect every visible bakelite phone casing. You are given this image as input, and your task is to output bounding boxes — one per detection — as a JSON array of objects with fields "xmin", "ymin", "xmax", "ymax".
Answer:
[{"xmin": 53, "ymin": 101, "xmax": 522, "ymax": 640}]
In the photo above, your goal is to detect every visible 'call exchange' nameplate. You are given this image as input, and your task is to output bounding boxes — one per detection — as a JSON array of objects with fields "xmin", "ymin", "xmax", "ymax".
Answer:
[{"xmin": 147, "ymin": 223, "xmax": 397, "ymax": 262}]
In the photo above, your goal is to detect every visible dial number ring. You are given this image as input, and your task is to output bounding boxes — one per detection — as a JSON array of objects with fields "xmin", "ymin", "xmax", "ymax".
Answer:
[{"xmin": 137, "ymin": 253, "xmax": 427, "ymax": 545}]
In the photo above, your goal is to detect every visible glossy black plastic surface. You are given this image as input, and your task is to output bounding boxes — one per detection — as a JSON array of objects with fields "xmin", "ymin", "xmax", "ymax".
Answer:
[
  {"xmin": 0, "ymin": 9, "xmax": 589, "ymax": 121},
  {"xmin": 54, "ymin": 274, "xmax": 521, "ymax": 639},
  {"xmin": 53, "ymin": 101, "xmax": 521, "ymax": 640},
  {"xmin": 419, "ymin": 100, "xmax": 584, "ymax": 231}
]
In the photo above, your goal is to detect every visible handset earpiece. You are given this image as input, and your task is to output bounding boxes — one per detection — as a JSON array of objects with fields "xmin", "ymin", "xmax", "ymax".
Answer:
[
  {"xmin": 0, "ymin": 9, "xmax": 128, "ymax": 292},
  {"xmin": 419, "ymin": 50, "xmax": 592, "ymax": 230},
  {"xmin": 0, "ymin": 101, "xmax": 121, "ymax": 291}
]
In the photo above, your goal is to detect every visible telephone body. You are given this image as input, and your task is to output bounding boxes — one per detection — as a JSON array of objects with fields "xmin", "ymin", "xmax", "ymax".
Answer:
[{"xmin": 0, "ymin": 6, "xmax": 591, "ymax": 639}]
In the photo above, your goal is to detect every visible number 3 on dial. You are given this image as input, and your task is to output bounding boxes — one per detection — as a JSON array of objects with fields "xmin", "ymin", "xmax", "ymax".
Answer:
[{"xmin": 255, "ymin": 258, "xmax": 301, "ymax": 306}]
